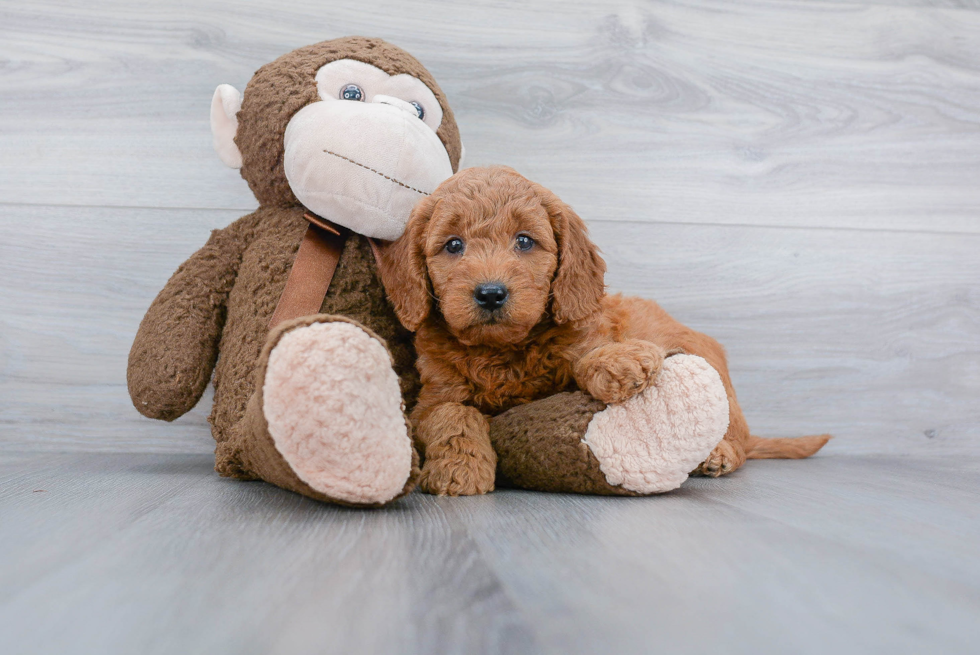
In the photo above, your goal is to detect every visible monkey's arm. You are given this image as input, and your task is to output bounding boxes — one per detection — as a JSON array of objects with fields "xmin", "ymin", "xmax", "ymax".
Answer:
[{"xmin": 127, "ymin": 219, "xmax": 250, "ymax": 421}]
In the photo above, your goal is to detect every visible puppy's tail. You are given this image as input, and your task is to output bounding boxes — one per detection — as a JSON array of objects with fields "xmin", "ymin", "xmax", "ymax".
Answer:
[{"xmin": 745, "ymin": 434, "xmax": 832, "ymax": 460}]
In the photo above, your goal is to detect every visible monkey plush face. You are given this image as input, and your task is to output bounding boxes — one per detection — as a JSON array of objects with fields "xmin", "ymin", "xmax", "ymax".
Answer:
[
  {"xmin": 210, "ymin": 37, "xmax": 463, "ymax": 240},
  {"xmin": 280, "ymin": 60, "xmax": 453, "ymax": 240}
]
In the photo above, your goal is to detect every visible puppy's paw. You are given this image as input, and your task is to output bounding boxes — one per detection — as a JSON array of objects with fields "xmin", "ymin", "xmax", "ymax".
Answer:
[
  {"xmin": 692, "ymin": 439, "xmax": 745, "ymax": 477},
  {"xmin": 576, "ymin": 340, "xmax": 666, "ymax": 405},
  {"xmin": 419, "ymin": 436, "xmax": 497, "ymax": 496}
]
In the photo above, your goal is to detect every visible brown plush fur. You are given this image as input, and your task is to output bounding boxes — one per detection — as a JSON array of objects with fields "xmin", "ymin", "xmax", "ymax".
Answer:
[
  {"xmin": 127, "ymin": 38, "xmax": 461, "ymax": 503},
  {"xmin": 489, "ymin": 391, "xmax": 640, "ymax": 495},
  {"xmin": 379, "ymin": 167, "xmax": 830, "ymax": 495}
]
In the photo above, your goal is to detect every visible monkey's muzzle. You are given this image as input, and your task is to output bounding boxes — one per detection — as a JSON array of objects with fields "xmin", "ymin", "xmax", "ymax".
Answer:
[{"xmin": 283, "ymin": 97, "xmax": 454, "ymax": 240}]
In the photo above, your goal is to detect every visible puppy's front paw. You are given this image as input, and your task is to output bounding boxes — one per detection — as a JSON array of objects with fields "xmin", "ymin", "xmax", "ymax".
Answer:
[
  {"xmin": 419, "ymin": 436, "xmax": 497, "ymax": 496},
  {"xmin": 576, "ymin": 340, "xmax": 666, "ymax": 404}
]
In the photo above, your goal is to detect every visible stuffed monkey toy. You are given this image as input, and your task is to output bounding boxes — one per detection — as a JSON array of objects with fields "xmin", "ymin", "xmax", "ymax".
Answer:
[
  {"xmin": 128, "ymin": 36, "xmax": 732, "ymax": 506},
  {"xmin": 129, "ymin": 37, "xmax": 463, "ymax": 506}
]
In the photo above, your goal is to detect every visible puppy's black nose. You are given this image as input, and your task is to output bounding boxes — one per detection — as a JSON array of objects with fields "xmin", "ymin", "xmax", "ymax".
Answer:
[{"xmin": 474, "ymin": 282, "xmax": 508, "ymax": 310}]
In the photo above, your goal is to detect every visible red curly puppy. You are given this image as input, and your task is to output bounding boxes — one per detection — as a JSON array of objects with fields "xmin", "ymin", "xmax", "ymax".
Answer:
[{"xmin": 379, "ymin": 167, "xmax": 829, "ymax": 496}]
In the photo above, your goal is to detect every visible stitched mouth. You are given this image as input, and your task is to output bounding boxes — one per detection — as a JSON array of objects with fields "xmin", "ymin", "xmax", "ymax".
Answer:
[{"xmin": 322, "ymin": 150, "xmax": 430, "ymax": 196}]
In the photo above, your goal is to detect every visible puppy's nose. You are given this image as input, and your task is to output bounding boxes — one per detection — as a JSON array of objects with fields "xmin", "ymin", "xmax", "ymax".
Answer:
[{"xmin": 474, "ymin": 282, "xmax": 508, "ymax": 310}]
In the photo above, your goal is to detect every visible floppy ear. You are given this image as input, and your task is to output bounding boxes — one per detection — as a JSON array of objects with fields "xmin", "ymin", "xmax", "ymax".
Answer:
[
  {"xmin": 377, "ymin": 195, "xmax": 438, "ymax": 331},
  {"xmin": 540, "ymin": 190, "xmax": 606, "ymax": 324}
]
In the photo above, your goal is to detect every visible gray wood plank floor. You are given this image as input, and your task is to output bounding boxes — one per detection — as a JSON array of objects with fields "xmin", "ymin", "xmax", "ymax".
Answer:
[
  {"xmin": 1, "ymin": 0, "xmax": 978, "ymax": 653},
  {"xmin": 1, "ymin": 452, "xmax": 978, "ymax": 654}
]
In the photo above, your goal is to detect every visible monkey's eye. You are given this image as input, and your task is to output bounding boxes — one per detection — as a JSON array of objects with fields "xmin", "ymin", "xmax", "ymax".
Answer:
[
  {"xmin": 340, "ymin": 84, "xmax": 364, "ymax": 101},
  {"xmin": 409, "ymin": 101, "xmax": 425, "ymax": 120},
  {"xmin": 444, "ymin": 237, "xmax": 464, "ymax": 255},
  {"xmin": 516, "ymin": 234, "xmax": 535, "ymax": 251}
]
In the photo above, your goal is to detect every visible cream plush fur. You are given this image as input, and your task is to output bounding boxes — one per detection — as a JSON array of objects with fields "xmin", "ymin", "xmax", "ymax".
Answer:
[
  {"xmin": 282, "ymin": 95, "xmax": 453, "ymax": 240},
  {"xmin": 210, "ymin": 84, "xmax": 243, "ymax": 169},
  {"xmin": 262, "ymin": 321, "xmax": 414, "ymax": 504},
  {"xmin": 583, "ymin": 354, "xmax": 730, "ymax": 494},
  {"xmin": 313, "ymin": 59, "xmax": 445, "ymax": 132}
]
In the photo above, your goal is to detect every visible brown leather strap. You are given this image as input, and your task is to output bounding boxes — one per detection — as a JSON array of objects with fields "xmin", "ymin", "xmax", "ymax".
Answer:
[{"xmin": 268, "ymin": 214, "xmax": 348, "ymax": 330}]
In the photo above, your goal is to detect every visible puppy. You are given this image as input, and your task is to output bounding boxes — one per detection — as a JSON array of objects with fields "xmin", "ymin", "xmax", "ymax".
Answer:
[{"xmin": 379, "ymin": 166, "xmax": 829, "ymax": 496}]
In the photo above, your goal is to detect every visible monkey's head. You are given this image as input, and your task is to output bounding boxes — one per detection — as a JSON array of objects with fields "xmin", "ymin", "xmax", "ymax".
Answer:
[{"xmin": 211, "ymin": 37, "xmax": 462, "ymax": 240}]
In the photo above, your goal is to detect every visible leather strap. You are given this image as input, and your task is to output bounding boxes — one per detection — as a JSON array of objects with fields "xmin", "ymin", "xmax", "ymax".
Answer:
[{"xmin": 268, "ymin": 213, "xmax": 348, "ymax": 330}]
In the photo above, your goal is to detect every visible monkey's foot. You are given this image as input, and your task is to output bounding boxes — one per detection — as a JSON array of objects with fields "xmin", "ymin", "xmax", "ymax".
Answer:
[
  {"xmin": 261, "ymin": 318, "xmax": 415, "ymax": 505},
  {"xmin": 582, "ymin": 354, "xmax": 729, "ymax": 494}
]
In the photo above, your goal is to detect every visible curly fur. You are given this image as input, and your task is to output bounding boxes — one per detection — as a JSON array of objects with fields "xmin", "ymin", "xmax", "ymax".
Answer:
[{"xmin": 379, "ymin": 167, "xmax": 830, "ymax": 494}]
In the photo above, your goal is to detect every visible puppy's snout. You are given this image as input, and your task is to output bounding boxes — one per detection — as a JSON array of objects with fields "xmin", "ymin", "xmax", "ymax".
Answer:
[{"xmin": 473, "ymin": 282, "xmax": 508, "ymax": 310}]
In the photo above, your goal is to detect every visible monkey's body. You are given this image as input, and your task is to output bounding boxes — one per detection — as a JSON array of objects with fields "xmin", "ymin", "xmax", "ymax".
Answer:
[
  {"xmin": 128, "ymin": 205, "xmax": 422, "ymax": 504},
  {"xmin": 206, "ymin": 207, "xmax": 419, "ymax": 448}
]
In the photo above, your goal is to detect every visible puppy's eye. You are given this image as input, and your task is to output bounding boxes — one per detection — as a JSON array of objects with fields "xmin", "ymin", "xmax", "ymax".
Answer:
[
  {"xmin": 409, "ymin": 101, "xmax": 425, "ymax": 120},
  {"xmin": 516, "ymin": 234, "xmax": 535, "ymax": 251},
  {"xmin": 444, "ymin": 237, "xmax": 464, "ymax": 255},
  {"xmin": 340, "ymin": 84, "xmax": 364, "ymax": 101}
]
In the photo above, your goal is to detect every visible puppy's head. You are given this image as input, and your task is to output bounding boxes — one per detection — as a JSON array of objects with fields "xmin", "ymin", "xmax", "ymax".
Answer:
[{"xmin": 380, "ymin": 166, "xmax": 606, "ymax": 346}]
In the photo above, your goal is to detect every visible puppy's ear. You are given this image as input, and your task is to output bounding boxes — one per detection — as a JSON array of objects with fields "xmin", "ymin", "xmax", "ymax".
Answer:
[
  {"xmin": 377, "ymin": 195, "xmax": 438, "ymax": 331},
  {"xmin": 539, "ymin": 189, "xmax": 606, "ymax": 324}
]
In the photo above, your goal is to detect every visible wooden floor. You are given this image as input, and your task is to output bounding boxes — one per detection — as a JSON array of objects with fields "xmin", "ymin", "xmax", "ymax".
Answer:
[
  {"xmin": 0, "ymin": 451, "xmax": 978, "ymax": 654},
  {"xmin": 1, "ymin": 0, "xmax": 978, "ymax": 653}
]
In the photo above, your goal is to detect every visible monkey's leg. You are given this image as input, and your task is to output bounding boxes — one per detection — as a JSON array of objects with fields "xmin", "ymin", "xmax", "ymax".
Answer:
[
  {"xmin": 489, "ymin": 355, "xmax": 729, "ymax": 496},
  {"xmin": 215, "ymin": 314, "xmax": 419, "ymax": 507}
]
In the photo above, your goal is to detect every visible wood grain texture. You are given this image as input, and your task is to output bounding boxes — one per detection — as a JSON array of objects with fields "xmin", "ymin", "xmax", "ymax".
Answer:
[
  {"xmin": 0, "ymin": 453, "xmax": 536, "ymax": 655},
  {"xmin": 2, "ymin": 204, "xmax": 976, "ymax": 454},
  {"xmin": 1, "ymin": 0, "xmax": 979, "ymax": 231},
  {"xmin": 0, "ymin": 452, "xmax": 978, "ymax": 655}
]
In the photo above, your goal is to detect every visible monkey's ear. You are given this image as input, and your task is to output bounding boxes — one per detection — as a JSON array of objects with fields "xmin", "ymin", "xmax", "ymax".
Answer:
[
  {"xmin": 210, "ymin": 84, "xmax": 243, "ymax": 169},
  {"xmin": 540, "ymin": 189, "xmax": 606, "ymax": 324},
  {"xmin": 377, "ymin": 195, "xmax": 439, "ymax": 331}
]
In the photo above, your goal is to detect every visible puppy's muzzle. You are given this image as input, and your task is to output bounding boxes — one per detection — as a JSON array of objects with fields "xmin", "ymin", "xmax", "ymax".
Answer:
[{"xmin": 473, "ymin": 282, "xmax": 508, "ymax": 311}]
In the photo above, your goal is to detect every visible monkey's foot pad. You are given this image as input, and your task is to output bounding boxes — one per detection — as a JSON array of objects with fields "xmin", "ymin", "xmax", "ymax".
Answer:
[
  {"xmin": 583, "ymin": 354, "xmax": 730, "ymax": 494},
  {"xmin": 262, "ymin": 321, "xmax": 414, "ymax": 505}
]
